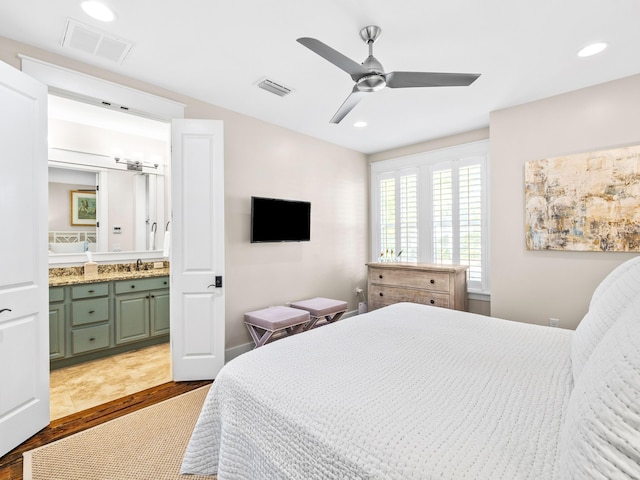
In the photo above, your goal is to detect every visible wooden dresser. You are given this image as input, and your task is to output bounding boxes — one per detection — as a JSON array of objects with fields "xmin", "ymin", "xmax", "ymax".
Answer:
[{"xmin": 367, "ymin": 262, "xmax": 468, "ymax": 311}]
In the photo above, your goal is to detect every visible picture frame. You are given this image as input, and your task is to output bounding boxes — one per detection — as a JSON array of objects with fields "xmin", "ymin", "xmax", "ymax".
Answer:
[{"xmin": 70, "ymin": 190, "xmax": 97, "ymax": 226}]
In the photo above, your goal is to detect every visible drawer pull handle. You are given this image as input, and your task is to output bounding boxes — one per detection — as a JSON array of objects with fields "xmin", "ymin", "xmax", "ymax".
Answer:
[
  {"xmin": 89, "ymin": 310, "xmax": 95, "ymax": 314},
  {"xmin": 430, "ymin": 279, "xmax": 435, "ymax": 284},
  {"xmin": 88, "ymin": 289, "xmax": 95, "ymax": 293},
  {"xmin": 379, "ymin": 292, "xmax": 384, "ymax": 297},
  {"xmin": 379, "ymin": 274, "xmax": 383, "ymax": 279},
  {"xmin": 430, "ymin": 299, "xmax": 435, "ymax": 305},
  {"xmin": 89, "ymin": 337, "xmax": 96, "ymax": 342}
]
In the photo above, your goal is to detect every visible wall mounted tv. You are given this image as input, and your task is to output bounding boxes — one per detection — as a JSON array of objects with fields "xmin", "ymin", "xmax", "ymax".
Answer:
[{"xmin": 250, "ymin": 196, "xmax": 311, "ymax": 243}]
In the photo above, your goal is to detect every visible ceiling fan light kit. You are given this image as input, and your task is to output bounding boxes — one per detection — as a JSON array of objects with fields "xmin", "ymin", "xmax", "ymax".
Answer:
[{"xmin": 297, "ymin": 25, "xmax": 480, "ymax": 124}]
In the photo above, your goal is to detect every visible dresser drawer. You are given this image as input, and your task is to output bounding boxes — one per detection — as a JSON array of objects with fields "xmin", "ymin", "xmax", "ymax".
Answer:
[
  {"xmin": 72, "ymin": 297, "xmax": 110, "ymax": 326},
  {"xmin": 72, "ymin": 324, "xmax": 110, "ymax": 354},
  {"xmin": 49, "ymin": 286, "xmax": 65, "ymax": 303},
  {"xmin": 369, "ymin": 267, "xmax": 449, "ymax": 292},
  {"xmin": 115, "ymin": 276, "xmax": 169, "ymax": 294},
  {"xmin": 369, "ymin": 285, "xmax": 450, "ymax": 309},
  {"xmin": 71, "ymin": 282, "xmax": 109, "ymax": 299}
]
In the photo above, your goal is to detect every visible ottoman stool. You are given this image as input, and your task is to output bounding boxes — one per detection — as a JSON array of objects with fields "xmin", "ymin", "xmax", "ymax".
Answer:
[
  {"xmin": 244, "ymin": 306, "xmax": 310, "ymax": 348},
  {"xmin": 290, "ymin": 297, "xmax": 348, "ymax": 330}
]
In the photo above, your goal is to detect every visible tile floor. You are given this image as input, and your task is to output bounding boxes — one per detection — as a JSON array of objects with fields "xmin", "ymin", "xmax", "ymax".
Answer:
[{"xmin": 49, "ymin": 342, "xmax": 171, "ymax": 420}]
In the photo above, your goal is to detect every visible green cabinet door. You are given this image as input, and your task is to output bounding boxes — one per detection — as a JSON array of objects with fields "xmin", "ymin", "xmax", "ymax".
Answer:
[
  {"xmin": 150, "ymin": 289, "xmax": 170, "ymax": 336},
  {"xmin": 115, "ymin": 293, "xmax": 150, "ymax": 344},
  {"xmin": 49, "ymin": 304, "xmax": 66, "ymax": 360}
]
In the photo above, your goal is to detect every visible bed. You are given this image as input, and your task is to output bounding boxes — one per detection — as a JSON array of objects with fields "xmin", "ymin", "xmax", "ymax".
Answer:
[{"xmin": 181, "ymin": 256, "xmax": 640, "ymax": 479}]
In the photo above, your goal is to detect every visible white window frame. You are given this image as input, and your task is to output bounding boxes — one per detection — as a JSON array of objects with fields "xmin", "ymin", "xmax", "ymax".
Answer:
[{"xmin": 370, "ymin": 140, "xmax": 490, "ymax": 294}]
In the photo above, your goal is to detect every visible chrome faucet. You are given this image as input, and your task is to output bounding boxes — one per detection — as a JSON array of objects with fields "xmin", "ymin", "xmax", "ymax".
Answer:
[{"xmin": 136, "ymin": 258, "xmax": 143, "ymax": 271}]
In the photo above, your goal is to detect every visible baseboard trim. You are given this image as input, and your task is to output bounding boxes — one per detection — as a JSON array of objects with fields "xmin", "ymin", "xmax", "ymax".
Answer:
[
  {"xmin": 225, "ymin": 342, "xmax": 254, "ymax": 363},
  {"xmin": 225, "ymin": 309, "xmax": 360, "ymax": 362}
]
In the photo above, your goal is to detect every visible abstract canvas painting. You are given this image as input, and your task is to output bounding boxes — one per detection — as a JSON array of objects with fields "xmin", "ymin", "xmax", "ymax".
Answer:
[{"xmin": 525, "ymin": 145, "xmax": 640, "ymax": 251}]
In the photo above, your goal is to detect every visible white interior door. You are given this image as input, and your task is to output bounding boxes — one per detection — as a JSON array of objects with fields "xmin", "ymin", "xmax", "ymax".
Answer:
[
  {"xmin": 170, "ymin": 119, "xmax": 225, "ymax": 380},
  {"xmin": 0, "ymin": 60, "xmax": 49, "ymax": 456}
]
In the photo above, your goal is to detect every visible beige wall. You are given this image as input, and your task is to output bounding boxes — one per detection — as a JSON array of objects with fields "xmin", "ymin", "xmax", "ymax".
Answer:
[
  {"xmin": 490, "ymin": 74, "xmax": 640, "ymax": 329},
  {"xmin": 0, "ymin": 36, "xmax": 368, "ymax": 349},
  {"xmin": 368, "ymin": 127, "xmax": 490, "ymax": 163}
]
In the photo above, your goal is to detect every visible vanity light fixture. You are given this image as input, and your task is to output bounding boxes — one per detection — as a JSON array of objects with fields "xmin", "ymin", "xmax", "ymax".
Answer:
[
  {"xmin": 577, "ymin": 42, "xmax": 607, "ymax": 57},
  {"xmin": 81, "ymin": 1, "xmax": 117, "ymax": 22},
  {"xmin": 114, "ymin": 157, "xmax": 159, "ymax": 171},
  {"xmin": 353, "ymin": 121, "xmax": 367, "ymax": 128}
]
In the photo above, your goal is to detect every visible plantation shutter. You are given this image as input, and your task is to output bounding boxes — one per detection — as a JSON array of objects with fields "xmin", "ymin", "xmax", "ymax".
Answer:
[
  {"xmin": 432, "ymin": 168, "xmax": 453, "ymax": 265},
  {"xmin": 379, "ymin": 176, "xmax": 396, "ymax": 259},
  {"xmin": 459, "ymin": 164, "xmax": 483, "ymax": 285},
  {"xmin": 377, "ymin": 171, "xmax": 418, "ymax": 262},
  {"xmin": 399, "ymin": 173, "xmax": 418, "ymax": 261}
]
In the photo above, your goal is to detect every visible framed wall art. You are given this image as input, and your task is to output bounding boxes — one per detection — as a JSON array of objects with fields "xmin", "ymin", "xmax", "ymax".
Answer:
[
  {"xmin": 525, "ymin": 144, "xmax": 640, "ymax": 252},
  {"xmin": 70, "ymin": 190, "xmax": 97, "ymax": 226}
]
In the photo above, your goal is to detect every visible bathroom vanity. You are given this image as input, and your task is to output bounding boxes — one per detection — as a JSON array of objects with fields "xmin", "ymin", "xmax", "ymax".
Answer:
[{"xmin": 48, "ymin": 263, "xmax": 170, "ymax": 369}]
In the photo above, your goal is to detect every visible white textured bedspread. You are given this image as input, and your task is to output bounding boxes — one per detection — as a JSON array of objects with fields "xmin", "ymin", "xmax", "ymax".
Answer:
[{"xmin": 181, "ymin": 302, "xmax": 574, "ymax": 479}]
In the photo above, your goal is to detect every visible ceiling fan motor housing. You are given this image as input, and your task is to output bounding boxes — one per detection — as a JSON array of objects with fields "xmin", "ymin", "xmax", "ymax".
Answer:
[{"xmin": 357, "ymin": 73, "xmax": 386, "ymax": 92}]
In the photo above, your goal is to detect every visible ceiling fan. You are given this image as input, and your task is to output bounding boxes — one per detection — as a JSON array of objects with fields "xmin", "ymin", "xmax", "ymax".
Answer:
[{"xmin": 297, "ymin": 25, "xmax": 480, "ymax": 124}]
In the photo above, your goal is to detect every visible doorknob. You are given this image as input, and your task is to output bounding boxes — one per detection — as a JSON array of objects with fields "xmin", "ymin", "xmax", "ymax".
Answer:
[
  {"xmin": 0, "ymin": 308, "xmax": 11, "ymax": 314},
  {"xmin": 207, "ymin": 276, "xmax": 223, "ymax": 288}
]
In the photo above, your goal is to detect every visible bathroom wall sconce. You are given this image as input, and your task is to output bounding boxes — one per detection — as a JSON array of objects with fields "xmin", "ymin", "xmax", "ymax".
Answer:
[{"xmin": 114, "ymin": 157, "xmax": 159, "ymax": 171}]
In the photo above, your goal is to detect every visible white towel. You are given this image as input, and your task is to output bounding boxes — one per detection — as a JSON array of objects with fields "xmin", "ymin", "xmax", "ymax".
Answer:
[
  {"xmin": 162, "ymin": 233, "xmax": 170, "ymax": 258},
  {"xmin": 149, "ymin": 230, "xmax": 156, "ymax": 251}
]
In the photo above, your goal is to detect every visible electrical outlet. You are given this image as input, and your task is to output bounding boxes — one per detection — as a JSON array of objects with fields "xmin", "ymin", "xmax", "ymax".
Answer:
[
  {"xmin": 355, "ymin": 287, "xmax": 363, "ymax": 295},
  {"xmin": 153, "ymin": 262, "xmax": 164, "ymax": 269},
  {"xmin": 549, "ymin": 317, "xmax": 560, "ymax": 328}
]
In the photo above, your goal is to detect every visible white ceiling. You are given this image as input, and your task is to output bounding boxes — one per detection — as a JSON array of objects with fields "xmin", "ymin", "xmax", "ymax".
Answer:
[{"xmin": 1, "ymin": 0, "xmax": 640, "ymax": 154}]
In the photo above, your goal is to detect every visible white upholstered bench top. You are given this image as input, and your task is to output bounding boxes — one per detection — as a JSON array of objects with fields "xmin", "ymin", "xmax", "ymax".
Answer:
[
  {"xmin": 290, "ymin": 297, "xmax": 348, "ymax": 317},
  {"xmin": 244, "ymin": 306, "xmax": 310, "ymax": 330}
]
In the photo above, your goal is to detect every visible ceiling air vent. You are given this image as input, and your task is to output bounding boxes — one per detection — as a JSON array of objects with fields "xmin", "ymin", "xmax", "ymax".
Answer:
[
  {"xmin": 257, "ymin": 77, "xmax": 293, "ymax": 97},
  {"xmin": 61, "ymin": 19, "xmax": 133, "ymax": 64}
]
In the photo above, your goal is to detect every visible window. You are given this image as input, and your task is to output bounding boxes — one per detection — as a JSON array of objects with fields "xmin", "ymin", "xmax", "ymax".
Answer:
[{"xmin": 370, "ymin": 141, "xmax": 489, "ymax": 293}]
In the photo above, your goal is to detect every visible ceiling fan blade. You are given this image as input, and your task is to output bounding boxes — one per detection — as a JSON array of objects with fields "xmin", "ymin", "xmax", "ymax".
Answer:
[
  {"xmin": 330, "ymin": 87, "xmax": 367, "ymax": 124},
  {"xmin": 385, "ymin": 71, "xmax": 480, "ymax": 88},
  {"xmin": 297, "ymin": 37, "xmax": 369, "ymax": 80}
]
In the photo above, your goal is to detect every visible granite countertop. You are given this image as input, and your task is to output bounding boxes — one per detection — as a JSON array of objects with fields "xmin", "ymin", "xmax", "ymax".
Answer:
[{"xmin": 49, "ymin": 261, "xmax": 170, "ymax": 287}]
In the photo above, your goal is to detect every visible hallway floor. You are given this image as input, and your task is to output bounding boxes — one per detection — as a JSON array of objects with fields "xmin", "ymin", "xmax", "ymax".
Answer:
[{"xmin": 49, "ymin": 342, "xmax": 171, "ymax": 420}]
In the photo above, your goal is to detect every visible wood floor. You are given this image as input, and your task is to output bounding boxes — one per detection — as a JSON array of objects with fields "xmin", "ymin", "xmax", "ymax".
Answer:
[{"xmin": 0, "ymin": 380, "xmax": 212, "ymax": 480}]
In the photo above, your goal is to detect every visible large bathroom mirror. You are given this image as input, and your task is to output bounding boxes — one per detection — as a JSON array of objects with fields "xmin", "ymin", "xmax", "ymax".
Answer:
[{"xmin": 48, "ymin": 94, "xmax": 171, "ymax": 264}]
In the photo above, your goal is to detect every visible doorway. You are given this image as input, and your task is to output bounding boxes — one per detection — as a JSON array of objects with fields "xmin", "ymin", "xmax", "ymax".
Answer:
[{"xmin": 47, "ymin": 94, "xmax": 172, "ymax": 419}]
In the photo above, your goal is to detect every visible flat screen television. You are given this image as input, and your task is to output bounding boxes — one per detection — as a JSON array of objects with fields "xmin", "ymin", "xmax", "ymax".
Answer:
[{"xmin": 250, "ymin": 196, "xmax": 311, "ymax": 243}]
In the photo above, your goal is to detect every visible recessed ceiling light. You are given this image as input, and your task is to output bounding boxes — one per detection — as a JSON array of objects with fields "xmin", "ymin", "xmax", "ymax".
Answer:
[
  {"xmin": 577, "ymin": 42, "xmax": 607, "ymax": 57},
  {"xmin": 81, "ymin": 1, "xmax": 116, "ymax": 22},
  {"xmin": 353, "ymin": 121, "xmax": 367, "ymax": 128}
]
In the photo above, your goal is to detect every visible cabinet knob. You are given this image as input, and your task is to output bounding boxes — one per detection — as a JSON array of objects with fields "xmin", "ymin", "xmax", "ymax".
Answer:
[
  {"xmin": 163, "ymin": 281, "xmax": 167, "ymax": 285},
  {"xmin": 430, "ymin": 279, "xmax": 435, "ymax": 284},
  {"xmin": 131, "ymin": 285, "xmax": 136, "ymax": 289},
  {"xmin": 430, "ymin": 299, "xmax": 435, "ymax": 305},
  {"xmin": 379, "ymin": 292, "xmax": 384, "ymax": 297},
  {"xmin": 146, "ymin": 295, "xmax": 150, "ymax": 299},
  {"xmin": 379, "ymin": 274, "xmax": 383, "ymax": 279},
  {"xmin": 89, "ymin": 337, "xmax": 96, "ymax": 342}
]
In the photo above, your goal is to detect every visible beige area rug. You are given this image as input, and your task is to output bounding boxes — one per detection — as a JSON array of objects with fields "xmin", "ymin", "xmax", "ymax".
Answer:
[{"xmin": 24, "ymin": 386, "xmax": 216, "ymax": 480}]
